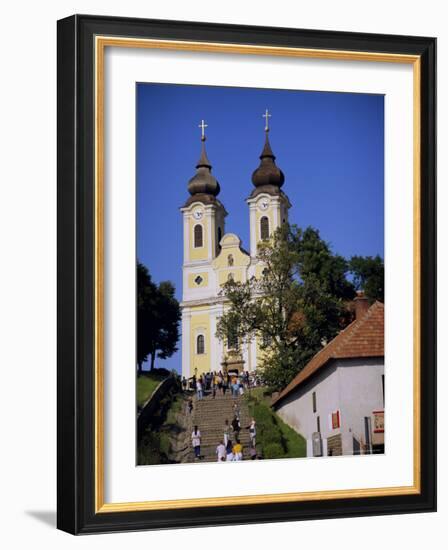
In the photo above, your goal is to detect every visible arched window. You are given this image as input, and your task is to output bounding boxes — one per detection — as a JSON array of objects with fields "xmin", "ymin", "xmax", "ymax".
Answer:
[
  {"xmin": 196, "ymin": 334, "xmax": 205, "ymax": 354},
  {"xmin": 217, "ymin": 226, "xmax": 222, "ymax": 245},
  {"xmin": 227, "ymin": 254, "xmax": 234, "ymax": 266},
  {"xmin": 194, "ymin": 224, "xmax": 203, "ymax": 248},
  {"xmin": 260, "ymin": 216, "xmax": 269, "ymax": 240}
]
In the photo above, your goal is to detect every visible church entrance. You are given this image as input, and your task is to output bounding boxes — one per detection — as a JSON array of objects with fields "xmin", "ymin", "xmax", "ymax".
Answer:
[{"xmin": 221, "ymin": 350, "xmax": 245, "ymax": 375}]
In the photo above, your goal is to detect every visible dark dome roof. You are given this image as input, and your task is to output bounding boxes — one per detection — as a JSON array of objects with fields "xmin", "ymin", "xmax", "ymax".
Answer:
[
  {"xmin": 187, "ymin": 140, "xmax": 220, "ymax": 197},
  {"xmin": 251, "ymin": 133, "xmax": 285, "ymax": 189}
]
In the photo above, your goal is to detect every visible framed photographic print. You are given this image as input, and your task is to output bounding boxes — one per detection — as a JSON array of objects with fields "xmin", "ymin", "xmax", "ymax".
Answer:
[{"xmin": 57, "ymin": 15, "xmax": 436, "ymax": 534}]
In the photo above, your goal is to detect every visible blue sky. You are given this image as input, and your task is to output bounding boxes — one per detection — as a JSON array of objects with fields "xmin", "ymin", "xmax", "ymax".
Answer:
[{"xmin": 137, "ymin": 83, "xmax": 384, "ymax": 372}]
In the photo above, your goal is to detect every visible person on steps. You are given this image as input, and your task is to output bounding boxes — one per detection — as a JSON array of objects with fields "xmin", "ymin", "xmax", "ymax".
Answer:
[
  {"xmin": 216, "ymin": 441, "xmax": 226, "ymax": 462},
  {"xmin": 196, "ymin": 378, "xmax": 203, "ymax": 400},
  {"xmin": 232, "ymin": 402, "xmax": 240, "ymax": 422},
  {"xmin": 187, "ymin": 398, "xmax": 193, "ymax": 415},
  {"xmin": 231, "ymin": 415, "xmax": 240, "ymax": 438},
  {"xmin": 223, "ymin": 419, "xmax": 230, "ymax": 446},
  {"xmin": 232, "ymin": 439, "xmax": 243, "ymax": 461},
  {"xmin": 226, "ymin": 439, "xmax": 234, "ymax": 461},
  {"xmin": 246, "ymin": 418, "xmax": 256, "ymax": 448},
  {"xmin": 191, "ymin": 426, "xmax": 201, "ymax": 459}
]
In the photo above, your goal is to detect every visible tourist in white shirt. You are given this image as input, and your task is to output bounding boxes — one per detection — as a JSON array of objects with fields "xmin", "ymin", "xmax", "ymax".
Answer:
[
  {"xmin": 191, "ymin": 426, "xmax": 201, "ymax": 459},
  {"xmin": 246, "ymin": 418, "xmax": 257, "ymax": 447},
  {"xmin": 196, "ymin": 379, "xmax": 203, "ymax": 400},
  {"xmin": 216, "ymin": 441, "xmax": 226, "ymax": 462}
]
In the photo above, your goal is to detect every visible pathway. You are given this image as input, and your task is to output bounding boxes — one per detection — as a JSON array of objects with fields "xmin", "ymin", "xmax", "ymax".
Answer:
[{"xmin": 189, "ymin": 390, "xmax": 253, "ymax": 462}]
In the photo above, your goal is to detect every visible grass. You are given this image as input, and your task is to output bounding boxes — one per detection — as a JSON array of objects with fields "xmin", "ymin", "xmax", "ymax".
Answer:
[
  {"xmin": 245, "ymin": 388, "xmax": 306, "ymax": 459},
  {"xmin": 138, "ymin": 386, "xmax": 186, "ymax": 465},
  {"xmin": 276, "ymin": 414, "xmax": 307, "ymax": 458},
  {"xmin": 137, "ymin": 371, "xmax": 167, "ymax": 407}
]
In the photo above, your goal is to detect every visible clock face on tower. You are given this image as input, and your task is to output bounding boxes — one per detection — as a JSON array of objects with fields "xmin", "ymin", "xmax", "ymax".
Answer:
[
  {"xmin": 258, "ymin": 198, "xmax": 269, "ymax": 211},
  {"xmin": 193, "ymin": 209, "xmax": 203, "ymax": 220}
]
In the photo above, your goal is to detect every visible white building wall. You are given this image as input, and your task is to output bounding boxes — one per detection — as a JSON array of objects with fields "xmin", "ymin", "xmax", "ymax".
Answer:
[
  {"xmin": 181, "ymin": 308, "xmax": 191, "ymax": 379},
  {"xmin": 337, "ymin": 358, "xmax": 385, "ymax": 455},
  {"xmin": 275, "ymin": 358, "xmax": 384, "ymax": 457},
  {"xmin": 249, "ymin": 203, "xmax": 257, "ymax": 257},
  {"xmin": 275, "ymin": 364, "xmax": 341, "ymax": 456}
]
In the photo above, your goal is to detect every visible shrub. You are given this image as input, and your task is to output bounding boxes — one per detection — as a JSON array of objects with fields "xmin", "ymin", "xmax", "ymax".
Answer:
[
  {"xmin": 159, "ymin": 433, "xmax": 171, "ymax": 456},
  {"xmin": 261, "ymin": 425, "xmax": 283, "ymax": 446},
  {"xmin": 253, "ymin": 403, "xmax": 273, "ymax": 425},
  {"xmin": 264, "ymin": 442, "xmax": 284, "ymax": 459}
]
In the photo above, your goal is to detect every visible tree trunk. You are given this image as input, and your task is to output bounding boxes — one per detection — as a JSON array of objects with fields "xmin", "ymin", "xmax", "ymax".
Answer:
[
  {"xmin": 150, "ymin": 351, "xmax": 156, "ymax": 371},
  {"xmin": 137, "ymin": 360, "xmax": 143, "ymax": 376}
]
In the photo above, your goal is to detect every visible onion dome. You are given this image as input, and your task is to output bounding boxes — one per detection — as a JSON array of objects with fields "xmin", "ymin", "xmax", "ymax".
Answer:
[
  {"xmin": 187, "ymin": 120, "xmax": 220, "ymax": 197},
  {"xmin": 251, "ymin": 109, "xmax": 285, "ymax": 190},
  {"xmin": 251, "ymin": 132, "xmax": 285, "ymax": 188}
]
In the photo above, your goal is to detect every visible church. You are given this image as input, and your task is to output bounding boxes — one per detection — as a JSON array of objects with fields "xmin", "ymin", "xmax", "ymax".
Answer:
[{"xmin": 180, "ymin": 113, "xmax": 291, "ymax": 380}]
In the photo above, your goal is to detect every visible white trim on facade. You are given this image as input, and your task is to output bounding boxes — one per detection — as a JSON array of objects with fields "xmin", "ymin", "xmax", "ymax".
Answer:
[{"xmin": 181, "ymin": 308, "xmax": 191, "ymax": 379}]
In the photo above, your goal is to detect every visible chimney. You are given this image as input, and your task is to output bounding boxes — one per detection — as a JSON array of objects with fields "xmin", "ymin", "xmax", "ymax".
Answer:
[{"xmin": 354, "ymin": 291, "xmax": 370, "ymax": 320}]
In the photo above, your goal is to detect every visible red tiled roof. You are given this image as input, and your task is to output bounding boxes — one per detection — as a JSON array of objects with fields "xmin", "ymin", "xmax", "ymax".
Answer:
[{"xmin": 272, "ymin": 301, "xmax": 384, "ymax": 407}]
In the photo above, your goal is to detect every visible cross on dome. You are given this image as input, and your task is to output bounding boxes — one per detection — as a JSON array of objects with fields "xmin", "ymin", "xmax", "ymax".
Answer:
[
  {"xmin": 186, "ymin": 118, "xmax": 220, "ymax": 199},
  {"xmin": 198, "ymin": 119, "xmax": 208, "ymax": 141},
  {"xmin": 262, "ymin": 109, "xmax": 271, "ymax": 132}
]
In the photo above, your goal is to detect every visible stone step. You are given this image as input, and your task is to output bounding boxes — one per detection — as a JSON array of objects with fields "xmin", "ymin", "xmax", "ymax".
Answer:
[
  {"xmin": 190, "ymin": 432, "xmax": 251, "ymax": 439},
  {"xmin": 187, "ymin": 392, "xmax": 253, "ymax": 462},
  {"xmin": 189, "ymin": 431, "xmax": 252, "ymax": 438},
  {"xmin": 193, "ymin": 424, "xmax": 250, "ymax": 429},
  {"xmin": 194, "ymin": 404, "xmax": 248, "ymax": 410},
  {"xmin": 188, "ymin": 449, "xmax": 255, "ymax": 463},
  {"xmin": 195, "ymin": 436, "xmax": 250, "ymax": 447}
]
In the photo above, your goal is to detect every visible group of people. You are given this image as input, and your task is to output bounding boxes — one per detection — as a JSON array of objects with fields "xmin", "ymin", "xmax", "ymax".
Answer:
[
  {"xmin": 184, "ymin": 369, "xmax": 259, "ymax": 462},
  {"xmin": 191, "ymin": 414, "xmax": 257, "ymax": 462},
  {"xmin": 182, "ymin": 370, "xmax": 259, "ymax": 400}
]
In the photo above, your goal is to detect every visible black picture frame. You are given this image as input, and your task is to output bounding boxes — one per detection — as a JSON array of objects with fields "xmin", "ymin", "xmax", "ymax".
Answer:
[{"xmin": 57, "ymin": 14, "xmax": 436, "ymax": 534}]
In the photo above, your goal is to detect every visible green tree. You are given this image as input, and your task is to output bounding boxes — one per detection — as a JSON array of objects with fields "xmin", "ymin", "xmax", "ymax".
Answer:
[
  {"xmin": 216, "ymin": 225, "xmax": 355, "ymax": 391},
  {"xmin": 349, "ymin": 255, "xmax": 384, "ymax": 302},
  {"xmin": 137, "ymin": 262, "xmax": 181, "ymax": 375}
]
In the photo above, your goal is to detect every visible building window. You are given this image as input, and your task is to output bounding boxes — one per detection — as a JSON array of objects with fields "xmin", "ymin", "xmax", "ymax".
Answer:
[
  {"xmin": 227, "ymin": 254, "xmax": 234, "ymax": 266},
  {"xmin": 260, "ymin": 216, "xmax": 269, "ymax": 240},
  {"xmin": 194, "ymin": 275, "xmax": 203, "ymax": 286},
  {"xmin": 217, "ymin": 226, "xmax": 222, "ymax": 246},
  {"xmin": 312, "ymin": 391, "xmax": 317, "ymax": 413},
  {"xmin": 196, "ymin": 334, "xmax": 205, "ymax": 354},
  {"xmin": 332, "ymin": 411, "xmax": 340, "ymax": 429},
  {"xmin": 316, "ymin": 416, "xmax": 321, "ymax": 433},
  {"xmin": 194, "ymin": 224, "xmax": 203, "ymax": 248}
]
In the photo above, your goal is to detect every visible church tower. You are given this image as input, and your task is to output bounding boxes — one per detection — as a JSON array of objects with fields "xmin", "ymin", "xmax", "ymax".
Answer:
[
  {"xmin": 247, "ymin": 110, "xmax": 291, "ymax": 258},
  {"xmin": 180, "ymin": 121, "xmax": 227, "ymax": 379},
  {"xmin": 181, "ymin": 120, "xmax": 227, "ymax": 266}
]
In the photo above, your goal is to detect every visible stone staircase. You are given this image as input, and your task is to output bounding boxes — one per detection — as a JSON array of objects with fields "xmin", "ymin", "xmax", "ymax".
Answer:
[{"xmin": 189, "ymin": 391, "xmax": 253, "ymax": 462}]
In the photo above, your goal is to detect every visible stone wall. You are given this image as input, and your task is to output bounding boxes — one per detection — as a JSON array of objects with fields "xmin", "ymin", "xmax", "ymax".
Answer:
[{"xmin": 137, "ymin": 375, "xmax": 178, "ymax": 440}]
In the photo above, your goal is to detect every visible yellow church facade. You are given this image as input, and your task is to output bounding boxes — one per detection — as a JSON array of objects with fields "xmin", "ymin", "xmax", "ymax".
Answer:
[{"xmin": 180, "ymin": 116, "xmax": 291, "ymax": 379}]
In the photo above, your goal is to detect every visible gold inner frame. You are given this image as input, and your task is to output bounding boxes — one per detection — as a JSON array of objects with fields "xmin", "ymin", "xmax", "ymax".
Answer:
[{"xmin": 94, "ymin": 36, "xmax": 421, "ymax": 514}]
